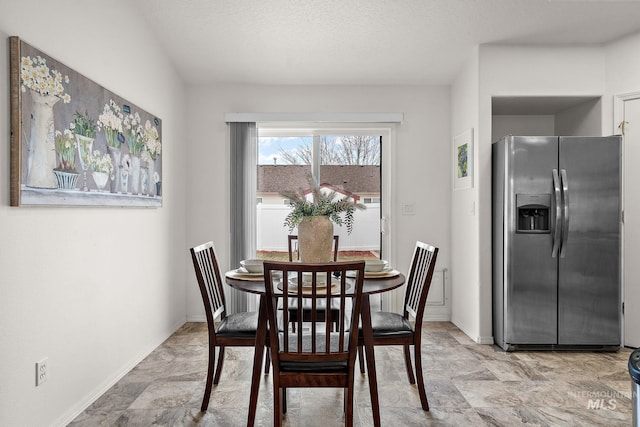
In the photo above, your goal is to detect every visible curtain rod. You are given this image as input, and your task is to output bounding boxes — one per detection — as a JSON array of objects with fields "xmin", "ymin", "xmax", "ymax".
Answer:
[{"xmin": 224, "ymin": 112, "xmax": 403, "ymax": 123}]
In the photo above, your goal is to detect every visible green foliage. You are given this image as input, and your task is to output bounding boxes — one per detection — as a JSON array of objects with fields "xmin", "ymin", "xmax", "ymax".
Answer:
[
  {"xmin": 282, "ymin": 174, "xmax": 365, "ymax": 234},
  {"xmin": 72, "ymin": 110, "xmax": 96, "ymax": 138}
]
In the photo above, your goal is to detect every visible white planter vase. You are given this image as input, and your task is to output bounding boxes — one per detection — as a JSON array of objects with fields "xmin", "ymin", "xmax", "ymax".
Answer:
[
  {"xmin": 107, "ymin": 146, "xmax": 122, "ymax": 193},
  {"xmin": 146, "ymin": 158, "xmax": 156, "ymax": 197},
  {"xmin": 25, "ymin": 91, "xmax": 59, "ymax": 188},
  {"xmin": 53, "ymin": 170, "xmax": 79, "ymax": 190},
  {"xmin": 75, "ymin": 134, "xmax": 94, "ymax": 191},
  {"xmin": 92, "ymin": 171, "xmax": 109, "ymax": 191},
  {"xmin": 130, "ymin": 155, "xmax": 140, "ymax": 194}
]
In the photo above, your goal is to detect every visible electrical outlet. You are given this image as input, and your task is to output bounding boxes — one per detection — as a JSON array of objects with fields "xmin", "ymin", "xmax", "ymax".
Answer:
[{"xmin": 36, "ymin": 358, "xmax": 48, "ymax": 386}]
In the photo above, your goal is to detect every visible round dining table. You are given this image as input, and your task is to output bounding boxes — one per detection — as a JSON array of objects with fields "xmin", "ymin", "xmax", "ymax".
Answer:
[{"xmin": 225, "ymin": 270, "xmax": 405, "ymax": 427}]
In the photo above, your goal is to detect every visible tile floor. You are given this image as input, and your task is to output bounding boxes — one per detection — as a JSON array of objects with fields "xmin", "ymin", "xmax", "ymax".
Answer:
[{"xmin": 68, "ymin": 322, "xmax": 634, "ymax": 426}]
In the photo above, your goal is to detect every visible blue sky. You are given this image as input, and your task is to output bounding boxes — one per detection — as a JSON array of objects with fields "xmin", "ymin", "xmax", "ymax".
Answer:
[{"xmin": 258, "ymin": 136, "xmax": 311, "ymax": 165}]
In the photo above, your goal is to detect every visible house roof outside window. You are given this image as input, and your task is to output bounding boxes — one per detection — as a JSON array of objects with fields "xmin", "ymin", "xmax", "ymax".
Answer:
[{"xmin": 257, "ymin": 165, "xmax": 380, "ymax": 199}]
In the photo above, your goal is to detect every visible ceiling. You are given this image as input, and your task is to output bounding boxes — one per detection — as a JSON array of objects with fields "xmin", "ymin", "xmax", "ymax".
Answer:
[{"xmin": 132, "ymin": 0, "xmax": 640, "ymax": 86}]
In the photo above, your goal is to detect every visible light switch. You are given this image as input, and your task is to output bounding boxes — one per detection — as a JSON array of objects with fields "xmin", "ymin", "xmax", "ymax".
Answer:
[{"xmin": 402, "ymin": 202, "xmax": 416, "ymax": 215}]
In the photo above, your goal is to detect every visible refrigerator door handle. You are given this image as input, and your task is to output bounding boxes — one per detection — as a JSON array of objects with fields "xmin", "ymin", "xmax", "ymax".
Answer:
[
  {"xmin": 560, "ymin": 169, "xmax": 569, "ymax": 258},
  {"xmin": 552, "ymin": 169, "xmax": 562, "ymax": 258}
]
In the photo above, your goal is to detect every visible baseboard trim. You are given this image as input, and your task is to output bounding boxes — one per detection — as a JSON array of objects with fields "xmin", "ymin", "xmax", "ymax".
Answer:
[{"xmin": 476, "ymin": 335, "xmax": 495, "ymax": 345}]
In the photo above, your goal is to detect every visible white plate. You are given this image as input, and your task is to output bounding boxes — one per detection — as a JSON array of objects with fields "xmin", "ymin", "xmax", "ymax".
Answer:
[
  {"xmin": 234, "ymin": 267, "xmax": 263, "ymax": 276},
  {"xmin": 225, "ymin": 269, "xmax": 265, "ymax": 281},
  {"xmin": 365, "ymin": 268, "xmax": 400, "ymax": 278},
  {"xmin": 289, "ymin": 277, "xmax": 329, "ymax": 288}
]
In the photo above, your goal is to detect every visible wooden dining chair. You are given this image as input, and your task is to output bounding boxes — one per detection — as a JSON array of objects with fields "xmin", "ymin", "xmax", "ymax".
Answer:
[
  {"xmin": 189, "ymin": 241, "xmax": 269, "ymax": 412},
  {"xmin": 357, "ymin": 241, "xmax": 438, "ymax": 411},
  {"xmin": 263, "ymin": 260, "xmax": 365, "ymax": 427},
  {"xmin": 287, "ymin": 235, "xmax": 341, "ymax": 332}
]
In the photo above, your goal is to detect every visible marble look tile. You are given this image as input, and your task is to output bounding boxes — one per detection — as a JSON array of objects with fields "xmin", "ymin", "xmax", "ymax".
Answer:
[
  {"xmin": 483, "ymin": 359, "xmax": 548, "ymax": 381},
  {"xmin": 475, "ymin": 406, "xmax": 549, "ymax": 427},
  {"xmin": 128, "ymin": 381, "xmax": 203, "ymax": 409},
  {"xmin": 68, "ymin": 322, "xmax": 633, "ymax": 426}
]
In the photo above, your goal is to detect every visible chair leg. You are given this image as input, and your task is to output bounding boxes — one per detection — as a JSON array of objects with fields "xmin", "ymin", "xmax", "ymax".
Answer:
[
  {"xmin": 213, "ymin": 346, "xmax": 225, "ymax": 385},
  {"xmin": 273, "ymin": 382, "xmax": 282, "ymax": 427},
  {"xmin": 264, "ymin": 348, "xmax": 271, "ymax": 374},
  {"xmin": 403, "ymin": 344, "xmax": 416, "ymax": 384},
  {"xmin": 201, "ymin": 342, "xmax": 216, "ymax": 411},
  {"xmin": 282, "ymin": 387, "xmax": 287, "ymax": 413},
  {"xmin": 345, "ymin": 384, "xmax": 354, "ymax": 427},
  {"xmin": 413, "ymin": 343, "xmax": 429, "ymax": 411},
  {"xmin": 358, "ymin": 344, "xmax": 365, "ymax": 374}
]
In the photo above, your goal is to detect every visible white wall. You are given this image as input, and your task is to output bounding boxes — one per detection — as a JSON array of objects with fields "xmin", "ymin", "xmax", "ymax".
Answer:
[
  {"xmin": 186, "ymin": 83, "xmax": 452, "ymax": 321},
  {"xmin": 555, "ymin": 99, "xmax": 602, "ymax": 136},
  {"xmin": 0, "ymin": 1, "xmax": 188, "ymax": 426},
  {"xmin": 450, "ymin": 48, "xmax": 483, "ymax": 342},
  {"xmin": 605, "ymin": 31, "xmax": 640, "ymax": 134},
  {"xmin": 491, "ymin": 115, "xmax": 555, "ymax": 141}
]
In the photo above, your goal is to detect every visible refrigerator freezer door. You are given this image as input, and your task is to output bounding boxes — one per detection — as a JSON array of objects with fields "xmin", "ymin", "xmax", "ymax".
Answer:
[
  {"xmin": 505, "ymin": 136, "xmax": 558, "ymax": 345},
  {"xmin": 558, "ymin": 136, "xmax": 621, "ymax": 345}
]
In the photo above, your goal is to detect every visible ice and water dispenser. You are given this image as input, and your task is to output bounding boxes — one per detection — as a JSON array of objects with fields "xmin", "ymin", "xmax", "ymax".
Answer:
[{"xmin": 516, "ymin": 194, "xmax": 550, "ymax": 233}]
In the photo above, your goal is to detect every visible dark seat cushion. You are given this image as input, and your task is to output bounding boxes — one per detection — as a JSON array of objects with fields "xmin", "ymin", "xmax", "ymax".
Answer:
[
  {"xmin": 280, "ymin": 360, "xmax": 348, "ymax": 372},
  {"xmin": 278, "ymin": 332, "xmax": 350, "ymax": 372},
  {"xmin": 359, "ymin": 311, "xmax": 414, "ymax": 338},
  {"xmin": 216, "ymin": 311, "xmax": 258, "ymax": 338}
]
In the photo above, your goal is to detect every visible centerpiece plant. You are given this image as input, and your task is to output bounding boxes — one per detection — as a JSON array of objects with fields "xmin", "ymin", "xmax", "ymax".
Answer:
[
  {"xmin": 282, "ymin": 174, "xmax": 365, "ymax": 234},
  {"xmin": 282, "ymin": 174, "xmax": 365, "ymax": 262}
]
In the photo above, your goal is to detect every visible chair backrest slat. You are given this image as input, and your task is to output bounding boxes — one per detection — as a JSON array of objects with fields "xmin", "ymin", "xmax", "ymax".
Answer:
[
  {"xmin": 404, "ymin": 242, "xmax": 439, "ymax": 322},
  {"xmin": 190, "ymin": 242, "xmax": 227, "ymax": 327},
  {"xmin": 264, "ymin": 261, "xmax": 365, "ymax": 366}
]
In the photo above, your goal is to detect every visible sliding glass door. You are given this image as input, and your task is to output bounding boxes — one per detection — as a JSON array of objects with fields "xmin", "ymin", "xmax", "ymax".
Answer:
[{"xmin": 256, "ymin": 127, "xmax": 383, "ymax": 265}]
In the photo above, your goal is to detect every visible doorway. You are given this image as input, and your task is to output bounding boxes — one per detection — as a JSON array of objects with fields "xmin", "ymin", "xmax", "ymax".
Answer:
[{"xmin": 621, "ymin": 95, "xmax": 640, "ymax": 348}]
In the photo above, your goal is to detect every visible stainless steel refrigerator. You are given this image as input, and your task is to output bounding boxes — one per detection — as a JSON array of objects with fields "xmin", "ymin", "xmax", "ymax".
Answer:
[{"xmin": 492, "ymin": 135, "xmax": 621, "ymax": 351}]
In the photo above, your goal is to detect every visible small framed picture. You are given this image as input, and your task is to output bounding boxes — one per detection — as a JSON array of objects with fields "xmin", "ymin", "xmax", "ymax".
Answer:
[{"xmin": 453, "ymin": 128, "xmax": 473, "ymax": 190}]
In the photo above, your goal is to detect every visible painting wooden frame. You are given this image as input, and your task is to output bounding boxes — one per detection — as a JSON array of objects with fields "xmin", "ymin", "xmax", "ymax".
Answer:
[
  {"xmin": 10, "ymin": 36, "xmax": 162, "ymax": 207},
  {"xmin": 453, "ymin": 128, "xmax": 473, "ymax": 190}
]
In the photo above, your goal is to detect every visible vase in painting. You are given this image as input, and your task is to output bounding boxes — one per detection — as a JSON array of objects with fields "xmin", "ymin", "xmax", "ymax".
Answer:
[
  {"xmin": 119, "ymin": 166, "xmax": 129, "ymax": 193},
  {"xmin": 141, "ymin": 166, "xmax": 149, "ymax": 196},
  {"xmin": 146, "ymin": 158, "xmax": 156, "ymax": 197},
  {"xmin": 75, "ymin": 134, "xmax": 94, "ymax": 191},
  {"xmin": 92, "ymin": 171, "xmax": 109, "ymax": 191},
  {"xmin": 53, "ymin": 170, "xmax": 79, "ymax": 190},
  {"xmin": 25, "ymin": 91, "xmax": 59, "ymax": 188},
  {"xmin": 129, "ymin": 155, "xmax": 141, "ymax": 194},
  {"xmin": 107, "ymin": 146, "xmax": 122, "ymax": 193}
]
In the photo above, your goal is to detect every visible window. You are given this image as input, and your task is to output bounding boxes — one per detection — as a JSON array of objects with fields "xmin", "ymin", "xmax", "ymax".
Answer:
[{"xmin": 256, "ymin": 126, "xmax": 385, "ymax": 264}]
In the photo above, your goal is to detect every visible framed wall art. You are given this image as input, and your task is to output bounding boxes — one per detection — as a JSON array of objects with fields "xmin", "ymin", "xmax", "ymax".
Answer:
[
  {"xmin": 453, "ymin": 128, "xmax": 473, "ymax": 190},
  {"xmin": 9, "ymin": 36, "xmax": 162, "ymax": 207}
]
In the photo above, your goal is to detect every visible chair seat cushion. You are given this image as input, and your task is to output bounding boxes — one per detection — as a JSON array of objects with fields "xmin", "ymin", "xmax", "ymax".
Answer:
[
  {"xmin": 278, "ymin": 332, "xmax": 350, "ymax": 372},
  {"xmin": 216, "ymin": 311, "xmax": 258, "ymax": 338},
  {"xmin": 359, "ymin": 311, "xmax": 414, "ymax": 338},
  {"xmin": 280, "ymin": 360, "xmax": 348, "ymax": 372}
]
